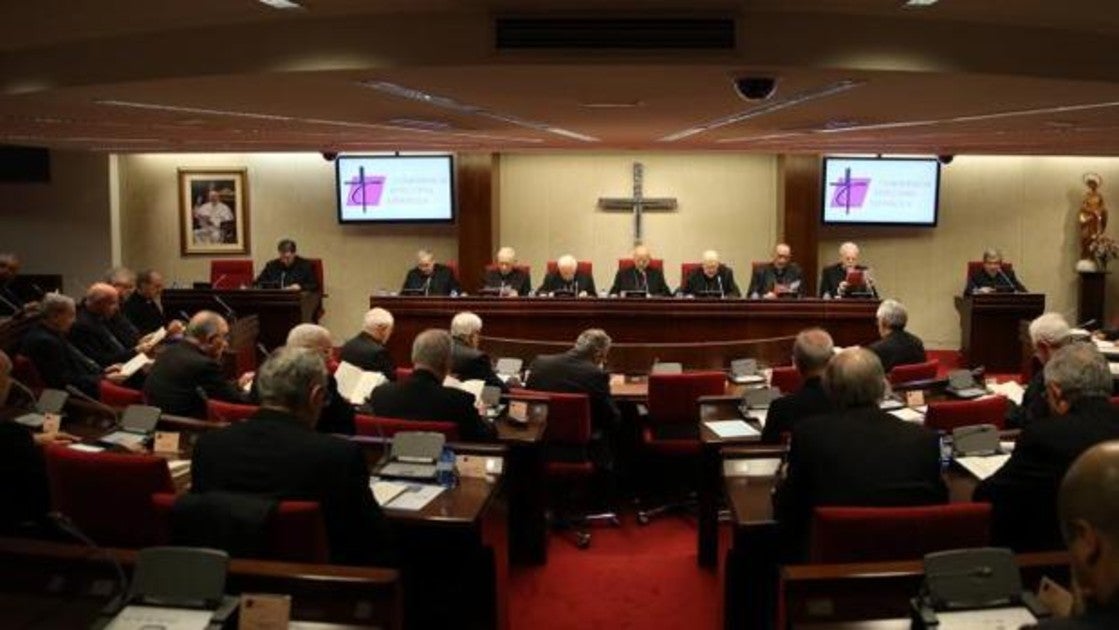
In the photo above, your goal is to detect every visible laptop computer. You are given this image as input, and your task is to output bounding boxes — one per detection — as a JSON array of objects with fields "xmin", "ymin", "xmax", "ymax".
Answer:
[
  {"xmin": 729, "ymin": 358, "xmax": 765, "ymax": 385},
  {"xmin": 952, "ymin": 424, "xmax": 1002, "ymax": 457},
  {"xmin": 378, "ymin": 432, "xmax": 446, "ymax": 480},
  {"xmin": 946, "ymin": 369, "xmax": 987, "ymax": 399},
  {"xmin": 99, "ymin": 405, "xmax": 162, "ymax": 449},
  {"xmin": 13, "ymin": 388, "xmax": 69, "ymax": 430}
]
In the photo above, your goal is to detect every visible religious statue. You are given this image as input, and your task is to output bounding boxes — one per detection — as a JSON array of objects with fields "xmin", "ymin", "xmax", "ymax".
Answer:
[{"xmin": 1079, "ymin": 173, "xmax": 1108, "ymax": 261}]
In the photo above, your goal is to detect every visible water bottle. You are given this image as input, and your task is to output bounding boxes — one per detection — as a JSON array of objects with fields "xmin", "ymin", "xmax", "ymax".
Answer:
[
  {"xmin": 938, "ymin": 435, "xmax": 952, "ymax": 472},
  {"xmin": 437, "ymin": 446, "xmax": 456, "ymax": 488}
]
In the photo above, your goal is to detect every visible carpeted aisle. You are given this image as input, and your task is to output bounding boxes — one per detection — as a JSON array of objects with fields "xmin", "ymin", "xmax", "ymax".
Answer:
[{"xmin": 509, "ymin": 515, "xmax": 722, "ymax": 630}]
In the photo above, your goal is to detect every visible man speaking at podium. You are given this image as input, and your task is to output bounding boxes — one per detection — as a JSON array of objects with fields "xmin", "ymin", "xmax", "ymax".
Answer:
[
  {"xmin": 255, "ymin": 239, "xmax": 317, "ymax": 291},
  {"xmin": 964, "ymin": 249, "xmax": 1028, "ymax": 295}
]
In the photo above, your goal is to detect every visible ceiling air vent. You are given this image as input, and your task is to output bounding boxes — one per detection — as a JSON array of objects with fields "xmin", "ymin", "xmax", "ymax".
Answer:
[{"xmin": 495, "ymin": 18, "xmax": 735, "ymax": 50}]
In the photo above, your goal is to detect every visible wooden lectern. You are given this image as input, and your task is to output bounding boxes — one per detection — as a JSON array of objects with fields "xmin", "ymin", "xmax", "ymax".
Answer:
[
  {"xmin": 163, "ymin": 289, "xmax": 319, "ymax": 350},
  {"xmin": 956, "ymin": 293, "xmax": 1045, "ymax": 373}
]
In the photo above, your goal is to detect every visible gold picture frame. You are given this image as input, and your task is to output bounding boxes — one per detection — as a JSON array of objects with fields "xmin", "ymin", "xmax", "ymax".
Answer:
[{"xmin": 178, "ymin": 168, "xmax": 250, "ymax": 256}]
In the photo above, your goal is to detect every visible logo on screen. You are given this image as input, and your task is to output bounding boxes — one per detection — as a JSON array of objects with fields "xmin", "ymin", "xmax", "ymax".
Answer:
[
  {"xmin": 346, "ymin": 175, "xmax": 386, "ymax": 210},
  {"xmin": 829, "ymin": 168, "xmax": 871, "ymax": 214}
]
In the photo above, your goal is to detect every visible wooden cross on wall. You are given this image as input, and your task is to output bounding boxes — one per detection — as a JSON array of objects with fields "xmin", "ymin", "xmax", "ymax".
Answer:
[{"xmin": 598, "ymin": 162, "xmax": 677, "ymax": 245}]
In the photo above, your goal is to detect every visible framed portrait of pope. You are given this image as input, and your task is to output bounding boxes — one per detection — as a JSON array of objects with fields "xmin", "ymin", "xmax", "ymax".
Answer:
[{"xmin": 178, "ymin": 168, "xmax": 250, "ymax": 255}]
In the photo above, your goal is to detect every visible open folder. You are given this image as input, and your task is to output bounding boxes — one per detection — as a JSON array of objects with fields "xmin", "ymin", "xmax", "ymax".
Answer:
[{"xmin": 334, "ymin": 361, "xmax": 387, "ymax": 405}]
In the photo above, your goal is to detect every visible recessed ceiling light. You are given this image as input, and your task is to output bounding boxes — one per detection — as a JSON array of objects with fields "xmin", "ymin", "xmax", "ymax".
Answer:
[
  {"xmin": 579, "ymin": 101, "xmax": 644, "ymax": 109},
  {"xmin": 258, "ymin": 0, "xmax": 302, "ymax": 9},
  {"xmin": 903, "ymin": 0, "xmax": 938, "ymax": 7}
]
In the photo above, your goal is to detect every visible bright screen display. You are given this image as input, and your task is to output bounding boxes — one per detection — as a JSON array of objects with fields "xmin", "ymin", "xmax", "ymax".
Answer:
[
  {"xmin": 336, "ymin": 154, "xmax": 455, "ymax": 223},
  {"xmin": 821, "ymin": 157, "xmax": 940, "ymax": 227}
]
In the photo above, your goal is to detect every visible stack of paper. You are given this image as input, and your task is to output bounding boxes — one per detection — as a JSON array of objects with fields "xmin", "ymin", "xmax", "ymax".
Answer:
[
  {"xmin": 956, "ymin": 453, "xmax": 1011, "ymax": 480},
  {"xmin": 704, "ymin": 420, "xmax": 759, "ymax": 439},
  {"xmin": 335, "ymin": 361, "xmax": 388, "ymax": 405},
  {"xmin": 987, "ymin": 381, "xmax": 1025, "ymax": 406},
  {"xmin": 443, "ymin": 376, "xmax": 487, "ymax": 405},
  {"xmin": 119, "ymin": 352, "xmax": 154, "ymax": 378},
  {"xmin": 889, "ymin": 407, "xmax": 925, "ymax": 423},
  {"xmin": 370, "ymin": 481, "xmax": 445, "ymax": 511}
]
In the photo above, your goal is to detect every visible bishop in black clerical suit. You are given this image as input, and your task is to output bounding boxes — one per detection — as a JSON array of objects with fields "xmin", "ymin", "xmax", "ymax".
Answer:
[
  {"xmin": 20, "ymin": 298, "xmax": 104, "ymax": 400},
  {"xmin": 818, "ymin": 242, "xmax": 876, "ymax": 298},
  {"xmin": 401, "ymin": 250, "xmax": 460, "ymax": 296},
  {"xmin": 964, "ymin": 251, "xmax": 1027, "ymax": 295},
  {"xmin": 482, "ymin": 267, "xmax": 532, "ymax": 296},
  {"xmin": 609, "ymin": 246, "xmax": 671, "ymax": 296},
  {"xmin": 538, "ymin": 257, "xmax": 597, "ymax": 296},
  {"xmin": 255, "ymin": 239, "xmax": 318, "ymax": 291},
  {"xmin": 747, "ymin": 244, "xmax": 805, "ymax": 297},
  {"xmin": 124, "ymin": 271, "xmax": 170, "ymax": 335},
  {"xmin": 681, "ymin": 252, "xmax": 740, "ymax": 297}
]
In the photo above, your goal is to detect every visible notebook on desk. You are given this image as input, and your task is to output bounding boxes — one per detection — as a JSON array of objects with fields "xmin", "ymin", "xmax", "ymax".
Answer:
[
  {"xmin": 99, "ymin": 405, "xmax": 162, "ymax": 449},
  {"xmin": 378, "ymin": 432, "xmax": 445, "ymax": 481},
  {"xmin": 728, "ymin": 358, "xmax": 765, "ymax": 384},
  {"xmin": 13, "ymin": 388, "xmax": 69, "ymax": 430},
  {"xmin": 946, "ymin": 369, "xmax": 987, "ymax": 399}
]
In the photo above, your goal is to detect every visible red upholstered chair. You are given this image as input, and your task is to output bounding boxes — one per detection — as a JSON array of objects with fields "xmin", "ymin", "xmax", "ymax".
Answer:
[
  {"xmin": 637, "ymin": 371, "xmax": 727, "ymax": 523},
  {"xmin": 12, "ymin": 354, "xmax": 45, "ymax": 394},
  {"xmin": 152, "ymin": 493, "xmax": 329, "ymax": 563},
  {"xmin": 444, "ymin": 261, "xmax": 459, "ymax": 283},
  {"xmin": 770, "ymin": 366, "xmax": 803, "ymax": 394},
  {"xmin": 484, "ymin": 263, "xmax": 531, "ymax": 275},
  {"xmin": 394, "ymin": 366, "xmax": 413, "ymax": 381},
  {"xmin": 808, "ymin": 503, "xmax": 992, "ymax": 563},
  {"xmin": 206, "ymin": 399, "xmax": 259, "ymax": 423},
  {"xmin": 45, "ymin": 445, "xmax": 174, "ymax": 548},
  {"xmin": 887, "ymin": 360, "xmax": 940, "ymax": 385},
  {"xmin": 680, "ymin": 262, "xmax": 703, "ymax": 288},
  {"xmin": 354, "ymin": 414, "xmax": 459, "ymax": 441},
  {"xmin": 966, "ymin": 260, "xmax": 1014, "ymax": 282},
  {"xmin": 99, "ymin": 380, "xmax": 145, "ymax": 406},
  {"xmin": 617, "ymin": 258, "xmax": 664, "ymax": 271},
  {"xmin": 307, "ymin": 257, "xmax": 325, "ymax": 321},
  {"xmin": 546, "ymin": 260, "xmax": 594, "ymax": 278},
  {"xmin": 210, "ymin": 259, "xmax": 253, "ymax": 289},
  {"xmin": 924, "ymin": 395, "xmax": 1008, "ymax": 432}
]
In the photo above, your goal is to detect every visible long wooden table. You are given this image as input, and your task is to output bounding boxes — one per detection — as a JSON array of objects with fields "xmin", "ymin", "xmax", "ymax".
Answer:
[
  {"xmin": 369, "ymin": 296, "xmax": 881, "ymax": 370},
  {"xmin": 164, "ymin": 288, "xmax": 320, "ymax": 350}
]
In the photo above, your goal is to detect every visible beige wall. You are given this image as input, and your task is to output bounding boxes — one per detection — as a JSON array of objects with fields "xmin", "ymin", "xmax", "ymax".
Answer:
[
  {"xmin": 820, "ymin": 155, "xmax": 1119, "ymax": 349},
  {"xmin": 0, "ymin": 150, "xmax": 112, "ymax": 295},
  {"xmin": 498, "ymin": 153, "xmax": 778, "ymax": 290},
  {"xmin": 117, "ymin": 153, "xmax": 457, "ymax": 334}
]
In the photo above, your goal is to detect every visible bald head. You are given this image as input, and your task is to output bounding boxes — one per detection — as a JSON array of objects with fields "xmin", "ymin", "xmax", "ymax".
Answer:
[
  {"xmin": 839, "ymin": 242, "xmax": 860, "ymax": 268},
  {"xmin": 496, "ymin": 247, "xmax": 517, "ymax": 274},
  {"xmin": 632, "ymin": 245, "xmax": 652, "ymax": 270},
  {"xmin": 773, "ymin": 243, "xmax": 792, "ymax": 270},
  {"xmin": 186, "ymin": 310, "xmax": 230, "ymax": 359},
  {"xmin": 793, "ymin": 328, "xmax": 834, "ymax": 376},
  {"xmin": 702, "ymin": 250, "xmax": 721, "ymax": 277},
  {"xmin": 824, "ymin": 348, "xmax": 886, "ymax": 409},
  {"xmin": 86, "ymin": 282, "xmax": 121, "ymax": 317},
  {"xmin": 557, "ymin": 255, "xmax": 578, "ymax": 280},
  {"xmin": 1059, "ymin": 441, "xmax": 1119, "ymax": 605}
]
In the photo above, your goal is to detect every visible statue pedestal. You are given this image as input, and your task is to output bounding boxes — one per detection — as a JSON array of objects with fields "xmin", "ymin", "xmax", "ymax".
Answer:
[{"xmin": 1078, "ymin": 270, "xmax": 1108, "ymax": 326}]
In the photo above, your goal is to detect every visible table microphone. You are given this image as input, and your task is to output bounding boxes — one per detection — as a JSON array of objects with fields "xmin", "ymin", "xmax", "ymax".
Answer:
[
  {"xmin": 8, "ymin": 377, "xmax": 39, "ymax": 409},
  {"xmin": 65, "ymin": 384, "xmax": 121, "ymax": 422},
  {"xmin": 29, "ymin": 283, "xmax": 46, "ymax": 298},
  {"xmin": 717, "ymin": 275, "xmax": 725, "ymax": 299},
  {"xmin": 212, "ymin": 295, "xmax": 237, "ymax": 321},
  {"xmin": 280, "ymin": 271, "xmax": 286, "ymax": 289},
  {"xmin": 212, "ymin": 274, "xmax": 228, "ymax": 290},
  {"xmin": 0, "ymin": 292, "xmax": 21, "ymax": 316},
  {"xmin": 996, "ymin": 268, "xmax": 1019, "ymax": 293},
  {"xmin": 257, "ymin": 342, "xmax": 271, "ymax": 358}
]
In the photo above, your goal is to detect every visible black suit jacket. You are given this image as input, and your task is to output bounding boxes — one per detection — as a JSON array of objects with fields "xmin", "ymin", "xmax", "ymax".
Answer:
[
  {"xmin": 680, "ymin": 265, "xmax": 741, "ymax": 297},
  {"xmin": 0, "ymin": 422, "xmax": 51, "ymax": 534},
  {"xmin": 1033, "ymin": 603, "xmax": 1119, "ymax": 630},
  {"xmin": 0, "ymin": 282, "xmax": 22, "ymax": 316},
  {"xmin": 747, "ymin": 263, "xmax": 805, "ymax": 297},
  {"xmin": 143, "ymin": 340, "xmax": 247, "ymax": 418},
  {"xmin": 761, "ymin": 376, "xmax": 832, "ymax": 444},
  {"xmin": 191, "ymin": 408, "xmax": 394, "ymax": 566},
  {"xmin": 338, "ymin": 332, "xmax": 396, "ymax": 380},
  {"xmin": 368, "ymin": 369, "xmax": 495, "ymax": 442},
  {"xmin": 867, "ymin": 329, "xmax": 927, "ymax": 373},
  {"xmin": 1008, "ymin": 369, "xmax": 1049, "ymax": 429},
  {"xmin": 964, "ymin": 268, "xmax": 1027, "ymax": 296},
  {"xmin": 123, "ymin": 292, "xmax": 168, "ymax": 336},
  {"xmin": 608, "ymin": 266, "xmax": 671, "ymax": 297},
  {"xmin": 19, "ymin": 323, "xmax": 101, "ymax": 399},
  {"xmin": 819, "ymin": 263, "xmax": 877, "ymax": 298},
  {"xmin": 773, "ymin": 406, "xmax": 948, "ymax": 561},
  {"xmin": 482, "ymin": 268, "xmax": 532, "ymax": 296},
  {"xmin": 69, "ymin": 306, "xmax": 134, "ymax": 369},
  {"xmin": 401, "ymin": 264, "xmax": 459, "ymax": 296},
  {"xmin": 451, "ymin": 338, "xmax": 507, "ymax": 392},
  {"xmin": 537, "ymin": 271, "xmax": 596, "ymax": 296},
  {"xmin": 526, "ymin": 349, "xmax": 619, "ymax": 433},
  {"xmin": 255, "ymin": 256, "xmax": 318, "ymax": 291},
  {"xmin": 975, "ymin": 397, "xmax": 1119, "ymax": 551}
]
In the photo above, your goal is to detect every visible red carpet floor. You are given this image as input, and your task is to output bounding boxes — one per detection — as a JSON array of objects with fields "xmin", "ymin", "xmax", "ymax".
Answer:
[{"xmin": 509, "ymin": 515, "xmax": 722, "ymax": 630}]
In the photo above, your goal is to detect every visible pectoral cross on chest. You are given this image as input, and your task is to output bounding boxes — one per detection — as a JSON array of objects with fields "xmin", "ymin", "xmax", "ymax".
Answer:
[{"xmin": 598, "ymin": 162, "xmax": 677, "ymax": 245}]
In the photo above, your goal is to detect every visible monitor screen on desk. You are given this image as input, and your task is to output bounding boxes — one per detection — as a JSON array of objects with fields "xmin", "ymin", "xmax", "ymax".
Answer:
[
  {"xmin": 336, "ymin": 154, "xmax": 455, "ymax": 224},
  {"xmin": 821, "ymin": 156, "xmax": 940, "ymax": 227}
]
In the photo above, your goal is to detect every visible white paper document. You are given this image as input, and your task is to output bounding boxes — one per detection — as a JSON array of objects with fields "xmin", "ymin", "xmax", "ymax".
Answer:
[
  {"xmin": 704, "ymin": 420, "xmax": 760, "ymax": 439},
  {"xmin": 335, "ymin": 361, "xmax": 387, "ymax": 405},
  {"xmin": 68, "ymin": 443, "xmax": 105, "ymax": 453},
  {"xmin": 377, "ymin": 483, "xmax": 445, "ymax": 511},
  {"xmin": 747, "ymin": 408, "xmax": 768, "ymax": 427},
  {"xmin": 106, "ymin": 605, "xmax": 214, "ymax": 630},
  {"xmin": 889, "ymin": 407, "xmax": 925, "ymax": 423},
  {"xmin": 119, "ymin": 352, "xmax": 154, "ymax": 378},
  {"xmin": 956, "ymin": 453, "xmax": 1011, "ymax": 480},
  {"xmin": 986, "ymin": 381, "xmax": 1026, "ymax": 406},
  {"xmin": 443, "ymin": 376, "xmax": 487, "ymax": 405},
  {"xmin": 723, "ymin": 457, "xmax": 782, "ymax": 478},
  {"xmin": 933, "ymin": 606, "xmax": 1036, "ymax": 630},
  {"xmin": 371, "ymin": 480, "xmax": 409, "ymax": 506}
]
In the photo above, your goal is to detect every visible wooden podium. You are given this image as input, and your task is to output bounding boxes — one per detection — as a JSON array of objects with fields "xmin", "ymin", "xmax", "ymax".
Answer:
[
  {"xmin": 163, "ymin": 289, "xmax": 319, "ymax": 350},
  {"xmin": 956, "ymin": 293, "xmax": 1045, "ymax": 373}
]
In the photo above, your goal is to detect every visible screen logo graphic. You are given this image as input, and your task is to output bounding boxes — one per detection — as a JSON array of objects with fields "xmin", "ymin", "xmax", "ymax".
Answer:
[
  {"xmin": 829, "ymin": 167, "xmax": 871, "ymax": 214},
  {"xmin": 346, "ymin": 168, "xmax": 387, "ymax": 212}
]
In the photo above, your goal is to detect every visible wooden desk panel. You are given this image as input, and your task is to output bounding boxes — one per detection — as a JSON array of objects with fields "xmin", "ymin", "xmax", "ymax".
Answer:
[
  {"xmin": 956, "ymin": 293, "xmax": 1045, "ymax": 373},
  {"xmin": 369, "ymin": 296, "xmax": 880, "ymax": 370},
  {"xmin": 164, "ymin": 288, "xmax": 319, "ymax": 350}
]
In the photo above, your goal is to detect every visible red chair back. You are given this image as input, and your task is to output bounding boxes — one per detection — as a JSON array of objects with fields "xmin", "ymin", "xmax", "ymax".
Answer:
[
  {"xmin": 152, "ymin": 493, "xmax": 329, "ymax": 563},
  {"xmin": 394, "ymin": 366, "xmax": 413, "ymax": 381},
  {"xmin": 924, "ymin": 395, "xmax": 1008, "ymax": 432},
  {"xmin": 45, "ymin": 446, "xmax": 174, "ymax": 548},
  {"xmin": 307, "ymin": 257, "xmax": 324, "ymax": 292},
  {"xmin": 354, "ymin": 414, "xmax": 459, "ymax": 441},
  {"xmin": 210, "ymin": 259, "xmax": 254, "ymax": 289},
  {"xmin": 522, "ymin": 390, "xmax": 592, "ymax": 446},
  {"xmin": 966, "ymin": 260, "xmax": 1014, "ymax": 282},
  {"xmin": 680, "ymin": 262, "xmax": 703, "ymax": 287},
  {"xmin": 99, "ymin": 380, "xmax": 144, "ymax": 406},
  {"xmin": 887, "ymin": 360, "xmax": 940, "ymax": 385},
  {"xmin": 206, "ymin": 399, "xmax": 259, "ymax": 423},
  {"xmin": 484, "ymin": 263, "xmax": 531, "ymax": 275},
  {"xmin": 617, "ymin": 258, "xmax": 664, "ymax": 271},
  {"xmin": 546, "ymin": 260, "xmax": 594, "ymax": 278},
  {"xmin": 647, "ymin": 372, "xmax": 727, "ymax": 426},
  {"xmin": 444, "ymin": 261, "xmax": 459, "ymax": 283},
  {"xmin": 770, "ymin": 366, "xmax": 803, "ymax": 394},
  {"xmin": 809, "ymin": 503, "xmax": 992, "ymax": 563},
  {"xmin": 12, "ymin": 354, "xmax": 45, "ymax": 394}
]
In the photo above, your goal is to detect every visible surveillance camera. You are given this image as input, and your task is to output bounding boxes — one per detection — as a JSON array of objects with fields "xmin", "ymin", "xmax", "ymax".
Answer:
[
  {"xmin": 734, "ymin": 77, "xmax": 777, "ymax": 101},
  {"xmin": 937, "ymin": 154, "xmax": 954, "ymax": 165},
  {"xmin": 321, "ymin": 151, "xmax": 338, "ymax": 162}
]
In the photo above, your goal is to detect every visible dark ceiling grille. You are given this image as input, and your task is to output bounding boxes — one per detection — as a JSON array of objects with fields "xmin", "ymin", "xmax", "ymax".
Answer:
[{"xmin": 495, "ymin": 18, "xmax": 736, "ymax": 50}]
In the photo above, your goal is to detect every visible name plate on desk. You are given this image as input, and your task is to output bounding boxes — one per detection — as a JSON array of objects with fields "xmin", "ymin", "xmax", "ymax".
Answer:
[{"xmin": 723, "ymin": 458, "xmax": 781, "ymax": 478}]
